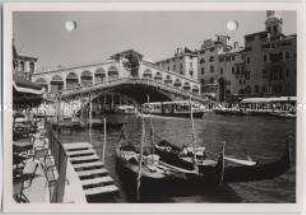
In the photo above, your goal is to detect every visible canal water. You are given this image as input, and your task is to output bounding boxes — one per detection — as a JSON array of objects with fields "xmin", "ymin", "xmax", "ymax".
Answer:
[{"xmin": 59, "ymin": 113, "xmax": 296, "ymax": 203}]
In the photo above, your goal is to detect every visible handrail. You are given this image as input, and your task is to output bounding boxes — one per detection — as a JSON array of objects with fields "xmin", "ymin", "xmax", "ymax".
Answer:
[{"xmin": 46, "ymin": 121, "xmax": 68, "ymax": 203}]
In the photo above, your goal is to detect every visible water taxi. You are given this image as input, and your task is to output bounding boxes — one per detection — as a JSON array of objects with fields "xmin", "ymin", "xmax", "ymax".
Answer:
[
  {"xmin": 142, "ymin": 100, "xmax": 208, "ymax": 118},
  {"xmin": 241, "ymin": 96, "xmax": 296, "ymax": 118}
]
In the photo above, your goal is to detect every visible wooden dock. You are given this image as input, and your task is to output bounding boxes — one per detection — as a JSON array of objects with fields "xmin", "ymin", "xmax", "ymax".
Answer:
[{"xmin": 63, "ymin": 142, "xmax": 119, "ymax": 201}]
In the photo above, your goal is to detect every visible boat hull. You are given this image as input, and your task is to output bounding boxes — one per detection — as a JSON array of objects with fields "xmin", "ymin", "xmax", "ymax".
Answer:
[{"xmin": 149, "ymin": 111, "xmax": 205, "ymax": 118}]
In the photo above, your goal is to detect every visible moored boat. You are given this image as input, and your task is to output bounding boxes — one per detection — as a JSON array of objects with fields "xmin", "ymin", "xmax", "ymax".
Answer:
[
  {"xmin": 142, "ymin": 100, "xmax": 208, "ymax": 118},
  {"xmin": 223, "ymin": 135, "xmax": 293, "ymax": 183},
  {"xmin": 153, "ymin": 137, "xmax": 225, "ymax": 184}
]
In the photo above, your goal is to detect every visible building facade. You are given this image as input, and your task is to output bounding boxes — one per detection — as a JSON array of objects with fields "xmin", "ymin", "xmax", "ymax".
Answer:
[
  {"xmin": 13, "ymin": 45, "xmax": 38, "ymax": 81},
  {"xmin": 243, "ymin": 11, "xmax": 297, "ymax": 98},
  {"xmin": 197, "ymin": 35, "xmax": 244, "ymax": 101},
  {"xmin": 197, "ymin": 10, "xmax": 297, "ymax": 102},
  {"xmin": 155, "ymin": 47, "xmax": 198, "ymax": 81}
]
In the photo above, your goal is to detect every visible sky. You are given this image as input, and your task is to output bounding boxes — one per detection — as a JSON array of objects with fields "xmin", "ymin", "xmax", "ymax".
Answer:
[{"xmin": 13, "ymin": 10, "xmax": 297, "ymax": 72}]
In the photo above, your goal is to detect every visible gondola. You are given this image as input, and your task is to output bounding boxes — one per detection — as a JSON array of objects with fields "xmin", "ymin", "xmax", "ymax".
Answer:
[
  {"xmin": 155, "ymin": 135, "xmax": 293, "ymax": 184},
  {"xmin": 223, "ymin": 136, "xmax": 293, "ymax": 183},
  {"xmin": 116, "ymin": 142, "xmax": 172, "ymax": 182},
  {"xmin": 153, "ymin": 137, "xmax": 225, "ymax": 183},
  {"xmin": 115, "ymin": 120, "xmax": 174, "ymax": 198}
]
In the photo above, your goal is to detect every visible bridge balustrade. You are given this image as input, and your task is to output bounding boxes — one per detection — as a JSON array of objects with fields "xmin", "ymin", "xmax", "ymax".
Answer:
[{"xmin": 47, "ymin": 77, "xmax": 206, "ymax": 103}]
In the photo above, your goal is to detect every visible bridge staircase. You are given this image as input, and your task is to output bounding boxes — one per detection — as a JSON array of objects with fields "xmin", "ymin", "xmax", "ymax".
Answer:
[{"xmin": 63, "ymin": 142, "xmax": 119, "ymax": 202}]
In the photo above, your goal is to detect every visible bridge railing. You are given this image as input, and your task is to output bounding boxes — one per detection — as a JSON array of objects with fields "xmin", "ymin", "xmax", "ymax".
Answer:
[{"xmin": 47, "ymin": 77, "xmax": 209, "ymax": 103}]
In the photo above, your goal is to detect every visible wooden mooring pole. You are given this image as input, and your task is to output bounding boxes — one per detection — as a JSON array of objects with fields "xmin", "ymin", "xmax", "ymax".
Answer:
[
  {"xmin": 136, "ymin": 112, "xmax": 145, "ymax": 202},
  {"xmin": 88, "ymin": 94, "xmax": 93, "ymax": 144},
  {"xmin": 102, "ymin": 115, "xmax": 107, "ymax": 164}
]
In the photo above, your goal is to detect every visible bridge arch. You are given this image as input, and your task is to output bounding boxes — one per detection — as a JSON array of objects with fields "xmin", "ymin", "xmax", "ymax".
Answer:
[
  {"xmin": 183, "ymin": 82, "xmax": 191, "ymax": 91},
  {"xmin": 66, "ymin": 72, "xmax": 79, "ymax": 90},
  {"xmin": 143, "ymin": 69, "xmax": 153, "ymax": 79},
  {"xmin": 164, "ymin": 74, "xmax": 173, "ymax": 85},
  {"xmin": 19, "ymin": 61, "xmax": 25, "ymax": 71},
  {"xmin": 35, "ymin": 77, "xmax": 48, "ymax": 92},
  {"xmin": 50, "ymin": 75, "xmax": 64, "ymax": 93},
  {"xmin": 81, "ymin": 70, "xmax": 93, "ymax": 86},
  {"xmin": 192, "ymin": 85, "xmax": 200, "ymax": 94},
  {"xmin": 173, "ymin": 78, "xmax": 182, "ymax": 88},
  {"xmin": 94, "ymin": 67, "xmax": 106, "ymax": 84},
  {"xmin": 108, "ymin": 66, "xmax": 119, "ymax": 82},
  {"xmin": 154, "ymin": 71, "xmax": 163, "ymax": 82}
]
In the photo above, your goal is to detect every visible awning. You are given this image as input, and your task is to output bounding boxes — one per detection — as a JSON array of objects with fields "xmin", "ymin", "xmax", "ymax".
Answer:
[
  {"xmin": 14, "ymin": 78, "xmax": 45, "ymax": 95},
  {"xmin": 13, "ymin": 78, "xmax": 45, "ymax": 107},
  {"xmin": 241, "ymin": 96, "xmax": 297, "ymax": 104}
]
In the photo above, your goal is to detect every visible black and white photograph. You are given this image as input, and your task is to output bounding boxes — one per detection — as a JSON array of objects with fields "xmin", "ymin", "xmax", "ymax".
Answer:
[{"xmin": 2, "ymin": 2, "xmax": 305, "ymax": 214}]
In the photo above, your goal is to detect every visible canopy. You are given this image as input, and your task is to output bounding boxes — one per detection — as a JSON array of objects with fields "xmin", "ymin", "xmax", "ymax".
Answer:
[
  {"xmin": 241, "ymin": 96, "xmax": 297, "ymax": 104},
  {"xmin": 13, "ymin": 78, "xmax": 45, "ymax": 107}
]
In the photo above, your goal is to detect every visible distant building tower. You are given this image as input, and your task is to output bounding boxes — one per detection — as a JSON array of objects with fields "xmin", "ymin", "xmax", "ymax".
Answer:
[{"xmin": 265, "ymin": 10, "xmax": 283, "ymax": 40}]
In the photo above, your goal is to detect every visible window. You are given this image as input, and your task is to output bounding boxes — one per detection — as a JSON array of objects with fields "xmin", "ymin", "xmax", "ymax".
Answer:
[
  {"xmin": 220, "ymin": 68, "xmax": 223, "ymax": 75},
  {"xmin": 19, "ymin": 61, "xmax": 25, "ymax": 72},
  {"xmin": 262, "ymin": 69, "xmax": 268, "ymax": 78},
  {"xmin": 210, "ymin": 47, "xmax": 215, "ymax": 52},
  {"xmin": 285, "ymin": 51, "xmax": 290, "ymax": 59},
  {"xmin": 245, "ymin": 86, "xmax": 251, "ymax": 94},
  {"xmin": 200, "ymin": 58, "xmax": 205, "ymax": 64},
  {"xmin": 209, "ymin": 56, "xmax": 214, "ymax": 62},
  {"xmin": 181, "ymin": 63, "xmax": 183, "ymax": 69},
  {"xmin": 285, "ymin": 68, "xmax": 290, "ymax": 78},
  {"xmin": 279, "ymin": 69, "xmax": 284, "ymax": 80},
  {"xmin": 254, "ymin": 85, "xmax": 259, "ymax": 93},
  {"xmin": 263, "ymin": 54, "xmax": 267, "ymax": 62},
  {"xmin": 167, "ymin": 66, "xmax": 170, "ymax": 71},
  {"xmin": 236, "ymin": 67, "xmax": 240, "ymax": 75},
  {"xmin": 210, "ymin": 78, "xmax": 214, "ymax": 84},
  {"xmin": 173, "ymin": 65, "xmax": 176, "ymax": 70},
  {"xmin": 232, "ymin": 67, "xmax": 235, "ymax": 74},
  {"xmin": 232, "ymin": 56, "xmax": 235, "ymax": 61},
  {"xmin": 245, "ymin": 72, "xmax": 250, "ymax": 80},
  {"xmin": 201, "ymin": 68, "xmax": 205, "ymax": 75},
  {"xmin": 189, "ymin": 70, "xmax": 193, "ymax": 77},
  {"xmin": 201, "ymin": 79, "xmax": 205, "ymax": 85},
  {"xmin": 279, "ymin": 52, "xmax": 284, "ymax": 60},
  {"xmin": 29, "ymin": 62, "xmax": 35, "ymax": 73},
  {"xmin": 219, "ymin": 57, "xmax": 224, "ymax": 62},
  {"xmin": 210, "ymin": 66, "xmax": 215, "ymax": 73},
  {"xmin": 180, "ymin": 70, "xmax": 184, "ymax": 75},
  {"xmin": 246, "ymin": 56, "xmax": 251, "ymax": 64}
]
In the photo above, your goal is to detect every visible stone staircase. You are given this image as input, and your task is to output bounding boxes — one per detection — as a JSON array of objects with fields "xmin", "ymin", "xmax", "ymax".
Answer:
[{"xmin": 63, "ymin": 142, "xmax": 119, "ymax": 201}]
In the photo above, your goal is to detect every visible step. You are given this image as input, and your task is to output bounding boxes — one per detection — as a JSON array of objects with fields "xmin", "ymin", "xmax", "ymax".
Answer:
[
  {"xmin": 69, "ymin": 155, "xmax": 100, "ymax": 164},
  {"xmin": 66, "ymin": 149, "xmax": 96, "ymax": 157},
  {"xmin": 82, "ymin": 176, "xmax": 114, "ymax": 188},
  {"xmin": 84, "ymin": 185, "xmax": 119, "ymax": 196},
  {"xmin": 66, "ymin": 147, "xmax": 91, "ymax": 152},
  {"xmin": 77, "ymin": 168, "xmax": 109, "ymax": 178},
  {"xmin": 73, "ymin": 161, "xmax": 104, "ymax": 171},
  {"xmin": 63, "ymin": 142, "xmax": 92, "ymax": 150}
]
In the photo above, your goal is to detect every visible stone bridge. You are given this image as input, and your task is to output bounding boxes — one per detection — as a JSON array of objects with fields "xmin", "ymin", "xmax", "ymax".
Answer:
[{"xmin": 32, "ymin": 50, "xmax": 203, "ymax": 103}]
